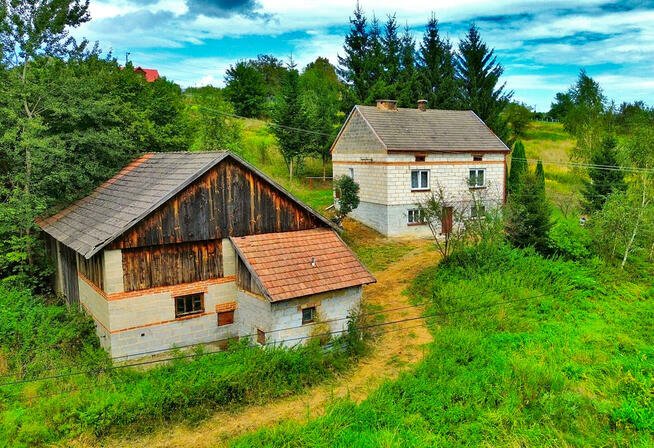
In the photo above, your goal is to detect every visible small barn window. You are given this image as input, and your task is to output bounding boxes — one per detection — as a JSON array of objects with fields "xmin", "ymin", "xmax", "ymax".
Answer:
[
  {"xmin": 257, "ymin": 328, "xmax": 266, "ymax": 345},
  {"xmin": 175, "ymin": 293, "xmax": 204, "ymax": 318},
  {"xmin": 217, "ymin": 310, "xmax": 235, "ymax": 326},
  {"xmin": 302, "ymin": 307, "xmax": 316, "ymax": 324},
  {"xmin": 411, "ymin": 169, "xmax": 430, "ymax": 190}
]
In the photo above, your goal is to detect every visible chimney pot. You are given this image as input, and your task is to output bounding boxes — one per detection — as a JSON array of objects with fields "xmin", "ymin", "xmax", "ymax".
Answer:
[
  {"xmin": 376, "ymin": 99, "xmax": 398, "ymax": 111},
  {"xmin": 417, "ymin": 99, "xmax": 428, "ymax": 111}
]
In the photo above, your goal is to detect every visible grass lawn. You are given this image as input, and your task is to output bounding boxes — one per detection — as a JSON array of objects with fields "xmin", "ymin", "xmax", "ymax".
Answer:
[{"xmin": 233, "ymin": 243, "xmax": 654, "ymax": 447}]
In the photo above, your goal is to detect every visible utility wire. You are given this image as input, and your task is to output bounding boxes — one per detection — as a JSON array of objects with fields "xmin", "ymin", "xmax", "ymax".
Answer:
[{"xmin": 0, "ymin": 290, "xmax": 564, "ymax": 389}]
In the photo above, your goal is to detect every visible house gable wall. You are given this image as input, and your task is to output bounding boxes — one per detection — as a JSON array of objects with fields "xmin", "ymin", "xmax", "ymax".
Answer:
[{"xmin": 331, "ymin": 109, "xmax": 385, "ymax": 155}]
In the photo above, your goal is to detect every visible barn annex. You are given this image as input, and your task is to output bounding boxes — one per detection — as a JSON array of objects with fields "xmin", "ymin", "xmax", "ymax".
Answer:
[{"xmin": 38, "ymin": 152, "xmax": 375, "ymax": 359}]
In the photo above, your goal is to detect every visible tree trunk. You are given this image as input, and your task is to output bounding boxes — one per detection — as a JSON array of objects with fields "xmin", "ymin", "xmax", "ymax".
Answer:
[
  {"xmin": 322, "ymin": 155, "xmax": 326, "ymax": 182},
  {"xmin": 621, "ymin": 177, "xmax": 649, "ymax": 269},
  {"xmin": 289, "ymin": 159, "xmax": 293, "ymax": 183}
]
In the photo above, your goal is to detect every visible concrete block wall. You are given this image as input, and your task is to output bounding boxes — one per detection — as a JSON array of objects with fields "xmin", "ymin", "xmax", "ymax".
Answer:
[
  {"xmin": 237, "ymin": 290, "xmax": 272, "ymax": 341},
  {"xmin": 332, "ymin": 110, "xmax": 385, "ymax": 154},
  {"xmin": 103, "ymin": 249, "xmax": 124, "ymax": 293},
  {"xmin": 269, "ymin": 286, "xmax": 362, "ymax": 347}
]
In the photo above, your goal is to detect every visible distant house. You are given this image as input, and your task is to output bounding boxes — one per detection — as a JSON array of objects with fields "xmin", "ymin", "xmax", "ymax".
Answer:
[
  {"xmin": 134, "ymin": 66, "xmax": 160, "ymax": 82},
  {"xmin": 331, "ymin": 99, "xmax": 510, "ymax": 237},
  {"xmin": 38, "ymin": 152, "xmax": 375, "ymax": 359}
]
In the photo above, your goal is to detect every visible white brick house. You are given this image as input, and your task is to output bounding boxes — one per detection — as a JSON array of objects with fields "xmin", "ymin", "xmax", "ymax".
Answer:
[{"xmin": 331, "ymin": 100, "xmax": 510, "ymax": 237}]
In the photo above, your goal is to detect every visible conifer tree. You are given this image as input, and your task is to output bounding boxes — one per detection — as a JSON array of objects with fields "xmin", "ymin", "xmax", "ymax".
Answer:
[
  {"xmin": 364, "ymin": 15, "xmax": 387, "ymax": 103},
  {"xmin": 337, "ymin": 2, "xmax": 369, "ymax": 103},
  {"xmin": 417, "ymin": 14, "xmax": 457, "ymax": 109},
  {"xmin": 508, "ymin": 140, "xmax": 528, "ymax": 194},
  {"xmin": 455, "ymin": 24, "xmax": 512, "ymax": 140},
  {"xmin": 271, "ymin": 59, "xmax": 307, "ymax": 181},
  {"xmin": 397, "ymin": 24, "xmax": 421, "ymax": 107},
  {"xmin": 582, "ymin": 136, "xmax": 626, "ymax": 212},
  {"xmin": 381, "ymin": 14, "xmax": 402, "ymax": 89}
]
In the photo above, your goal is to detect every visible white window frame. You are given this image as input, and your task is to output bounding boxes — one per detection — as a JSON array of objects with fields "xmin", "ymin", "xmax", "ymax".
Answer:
[
  {"xmin": 407, "ymin": 208, "xmax": 425, "ymax": 225},
  {"xmin": 348, "ymin": 168, "xmax": 354, "ymax": 179},
  {"xmin": 470, "ymin": 203, "xmax": 486, "ymax": 219},
  {"xmin": 411, "ymin": 169, "xmax": 430, "ymax": 191},
  {"xmin": 469, "ymin": 168, "xmax": 486, "ymax": 188}
]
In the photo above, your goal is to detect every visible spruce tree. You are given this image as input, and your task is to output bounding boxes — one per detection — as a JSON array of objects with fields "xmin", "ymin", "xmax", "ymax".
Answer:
[
  {"xmin": 397, "ymin": 24, "xmax": 421, "ymax": 107},
  {"xmin": 582, "ymin": 136, "xmax": 626, "ymax": 212},
  {"xmin": 381, "ymin": 14, "xmax": 402, "ymax": 89},
  {"xmin": 337, "ymin": 2, "xmax": 369, "ymax": 103},
  {"xmin": 508, "ymin": 140, "xmax": 528, "ymax": 194},
  {"xmin": 417, "ymin": 14, "xmax": 457, "ymax": 109},
  {"xmin": 271, "ymin": 60, "xmax": 307, "ymax": 181},
  {"xmin": 364, "ymin": 15, "xmax": 387, "ymax": 103},
  {"xmin": 455, "ymin": 24, "xmax": 512, "ymax": 140},
  {"xmin": 505, "ymin": 171, "xmax": 552, "ymax": 254}
]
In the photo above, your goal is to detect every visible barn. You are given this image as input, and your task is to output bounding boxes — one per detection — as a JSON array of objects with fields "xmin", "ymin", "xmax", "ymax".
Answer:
[{"xmin": 38, "ymin": 151, "xmax": 375, "ymax": 359}]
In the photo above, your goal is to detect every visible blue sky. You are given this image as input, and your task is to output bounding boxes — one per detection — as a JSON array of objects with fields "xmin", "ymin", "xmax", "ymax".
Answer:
[{"xmin": 75, "ymin": 0, "xmax": 654, "ymax": 111}]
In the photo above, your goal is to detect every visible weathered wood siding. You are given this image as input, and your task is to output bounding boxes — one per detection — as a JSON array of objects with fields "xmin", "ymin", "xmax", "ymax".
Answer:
[
  {"xmin": 122, "ymin": 240, "xmax": 223, "ymax": 292},
  {"xmin": 236, "ymin": 256, "xmax": 261, "ymax": 296},
  {"xmin": 109, "ymin": 159, "xmax": 322, "ymax": 250},
  {"xmin": 59, "ymin": 242, "xmax": 79, "ymax": 305},
  {"xmin": 78, "ymin": 252, "xmax": 104, "ymax": 290}
]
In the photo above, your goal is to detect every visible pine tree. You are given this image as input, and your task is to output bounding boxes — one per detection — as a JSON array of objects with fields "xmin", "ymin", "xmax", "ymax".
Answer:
[
  {"xmin": 508, "ymin": 140, "xmax": 528, "ymax": 194},
  {"xmin": 381, "ymin": 14, "xmax": 402, "ymax": 89},
  {"xmin": 455, "ymin": 24, "xmax": 512, "ymax": 140},
  {"xmin": 337, "ymin": 2, "xmax": 369, "ymax": 103},
  {"xmin": 505, "ymin": 171, "xmax": 552, "ymax": 254},
  {"xmin": 582, "ymin": 136, "xmax": 626, "ymax": 212},
  {"xmin": 364, "ymin": 15, "xmax": 387, "ymax": 104},
  {"xmin": 397, "ymin": 24, "xmax": 421, "ymax": 107},
  {"xmin": 271, "ymin": 59, "xmax": 307, "ymax": 181},
  {"xmin": 417, "ymin": 14, "xmax": 457, "ymax": 109}
]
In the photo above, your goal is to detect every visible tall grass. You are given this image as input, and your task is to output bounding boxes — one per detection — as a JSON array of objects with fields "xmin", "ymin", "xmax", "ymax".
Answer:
[
  {"xmin": 0, "ymin": 286, "xmax": 360, "ymax": 447},
  {"xmin": 233, "ymin": 243, "xmax": 653, "ymax": 447}
]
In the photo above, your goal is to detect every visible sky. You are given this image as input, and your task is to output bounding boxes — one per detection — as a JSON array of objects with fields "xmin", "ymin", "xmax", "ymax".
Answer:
[{"xmin": 73, "ymin": 0, "xmax": 654, "ymax": 111}]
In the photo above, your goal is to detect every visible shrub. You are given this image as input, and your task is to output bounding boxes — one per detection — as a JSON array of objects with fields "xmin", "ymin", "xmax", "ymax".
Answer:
[{"xmin": 548, "ymin": 218, "xmax": 591, "ymax": 260}]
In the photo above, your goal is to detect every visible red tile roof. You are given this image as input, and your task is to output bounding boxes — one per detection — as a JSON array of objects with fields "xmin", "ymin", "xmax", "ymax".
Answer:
[
  {"xmin": 231, "ymin": 229, "xmax": 376, "ymax": 302},
  {"xmin": 134, "ymin": 67, "xmax": 160, "ymax": 82}
]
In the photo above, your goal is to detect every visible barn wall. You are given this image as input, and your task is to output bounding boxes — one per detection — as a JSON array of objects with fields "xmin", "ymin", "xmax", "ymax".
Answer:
[
  {"xmin": 122, "ymin": 240, "xmax": 223, "ymax": 292},
  {"xmin": 236, "ymin": 255, "xmax": 261, "ymax": 296},
  {"xmin": 78, "ymin": 252, "xmax": 104, "ymax": 290},
  {"xmin": 109, "ymin": 159, "xmax": 323, "ymax": 250},
  {"xmin": 58, "ymin": 242, "xmax": 79, "ymax": 305}
]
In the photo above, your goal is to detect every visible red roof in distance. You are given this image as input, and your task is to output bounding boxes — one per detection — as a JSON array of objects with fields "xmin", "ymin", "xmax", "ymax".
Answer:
[{"xmin": 134, "ymin": 66, "xmax": 160, "ymax": 82}]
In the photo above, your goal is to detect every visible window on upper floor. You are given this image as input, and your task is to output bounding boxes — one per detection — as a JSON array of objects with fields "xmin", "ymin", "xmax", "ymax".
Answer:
[
  {"xmin": 348, "ymin": 168, "xmax": 354, "ymax": 179},
  {"xmin": 175, "ymin": 293, "xmax": 204, "ymax": 318},
  {"xmin": 411, "ymin": 169, "xmax": 430, "ymax": 190},
  {"xmin": 469, "ymin": 169, "xmax": 485, "ymax": 188},
  {"xmin": 302, "ymin": 306, "xmax": 316, "ymax": 325},
  {"xmin": 415, "ymin": 155, "xmax": 426, "ymax": 162},
  {"xmin": 473, "ymin": 154, "xmax": 483, "ymax": 161}
]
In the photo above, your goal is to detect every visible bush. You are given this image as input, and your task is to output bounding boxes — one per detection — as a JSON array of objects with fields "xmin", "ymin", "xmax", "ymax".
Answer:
[{"xmin": 548, "ymin": 218, "xmax": 591, "ymax": 260}]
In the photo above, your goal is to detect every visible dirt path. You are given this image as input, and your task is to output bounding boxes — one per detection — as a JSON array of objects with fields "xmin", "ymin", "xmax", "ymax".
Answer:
[{"xmin": 91, "ymin": 239, "xmax": 438, "ymax": 448}]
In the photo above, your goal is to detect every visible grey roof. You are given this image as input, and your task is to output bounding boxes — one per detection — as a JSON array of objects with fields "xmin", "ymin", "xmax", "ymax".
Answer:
[
  {"xmin": 38, "ymin": 151, "xmax": 333, "ymax": 259},
  {"xmin": 353, "ymin": 105, "xmax": 509, "ymax": 152}
]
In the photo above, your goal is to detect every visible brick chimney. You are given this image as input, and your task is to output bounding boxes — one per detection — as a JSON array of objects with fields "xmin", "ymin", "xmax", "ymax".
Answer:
[
  {"xmin": 376, "ymin": 99, "xmax": 398, "ymax": 111},
  {"xmin": 417, "ymin": 99, "xmax": 428, "ymax": 111}
]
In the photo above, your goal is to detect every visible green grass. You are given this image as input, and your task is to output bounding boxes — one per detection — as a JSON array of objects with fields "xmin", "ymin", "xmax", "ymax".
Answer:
[
  {"xmin": 232, "ymin": 243, "xmax": 653, "ymax": 447},
  {"xmin": 0, "ymin": 286, "xmax": 360, "ymax": 448}
]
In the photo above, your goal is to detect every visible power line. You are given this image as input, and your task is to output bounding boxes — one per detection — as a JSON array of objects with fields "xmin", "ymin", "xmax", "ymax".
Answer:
[
  {"xmin": 510, "ymin": 157, "xmax": 654, "ymax": 174},
  {"xmin": 0, "ymin": 290, "xmax": 564, "ymax": 389}
]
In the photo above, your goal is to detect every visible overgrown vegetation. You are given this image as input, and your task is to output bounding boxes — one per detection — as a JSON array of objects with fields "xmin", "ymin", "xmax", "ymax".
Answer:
[
  {"xmin": 0, "ymin": 285, "xmax": 365, "ymax": 447},
  {"xmin": 233, "ymin": 242, "xmax": 654, "ymax": 447}
]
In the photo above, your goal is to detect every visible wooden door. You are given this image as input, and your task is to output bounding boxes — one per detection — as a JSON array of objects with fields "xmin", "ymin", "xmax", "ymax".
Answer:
[{"xmin": 441, "ymin": 206, "xmax": 453, "ymax": 234}]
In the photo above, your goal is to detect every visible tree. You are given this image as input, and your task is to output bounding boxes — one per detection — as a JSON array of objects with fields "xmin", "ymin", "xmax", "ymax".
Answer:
[
  {"xmin": 417, "ymin": 13, "xmax": 457, "ymax": 109},
  {"xmin": 508, "ymin": 140, "xmax": 528, "ymax": 194},
  {"xmin": 503, "ymin": 102, "xmax": 533, "ymax": 142},
  {"xmin": 300, "ymin": 57, "xmax": 341, "ymax": 180},
  {"xmin": 548, "ymin": 92, "xmax": 573, "ymax": 121},
  {"xmin": 224, "ymin": 60, "xmax": 268, "ymax": 118},
  {"xmin": 271, "ymin": 60, "xmax": 308, "ymax": 181},
  {"xmin": 581, "ymin": 136, "xmax": 625, "ymax": 212},
  {"xmin": 0, "ymin": 0, "xmax": 90, "ymax": 277},
  {"xmin": 397, "ymin": 24, "xmax": 422, "ymax": 108},
  {"xmin": 186, "ymin": 86, "xmax": 243, "ymax": 152},
  {"xmin": 250, "ymin": 54, "xmax": 287, "ymax": 98},
  {"xmin": 455, "ymin": 24, "xmax": 512, "ymax": 140},
  {"xmin": 505, "ymin": 169, "xmax": 552, "ymax": 254},
  {"xmin": 337, "ymin": 2, "xmax": 369, "ymax": 103},
  {"xmin": 380, "ymin": 14, "xmax": 401, "ymax": 90},
  {"xmin": 334, "ymin": 175, "xmax": 360, "ymax": 225},
  {"xmin": 535, "ymin": 160, "xmax": 545, "ymax": 193},
  {"xmin": 363, "ymin": 15, "xmax": 386, "ymax": 104},
  {"xmin": 560, "ymin": 70, "xmax": 606, "ymax": 161}
]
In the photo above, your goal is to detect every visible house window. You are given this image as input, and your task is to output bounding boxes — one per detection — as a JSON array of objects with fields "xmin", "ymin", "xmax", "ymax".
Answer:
[
  {"xmin": 257, "ymin": 328, "xmax": 266, "ymax": 345},
  {"xmin": 174, "ymin": 293, "xmax": 204, "ymax": 318},
  {"xmin": 302, "ymin": 306, "xmax": 316, "ymax": 325},
  {"xmin": 469, "ymin": 169, "xmax": 485, "ymax": 188},
  {"xmin": 348, "ymin": 168, "xmax": 354, "ymax": 179},
  {"xmin": 217, "ymin": 310, "xmax": 235, "ymax": 326},
  {"xmin": 473, "ymin": 154, "xmax": 483, "ymax": 161},
  {"xmin": 411, "ymin": 169, "xmax": 430, "ymax": 190},
  {"xmin": 471, "ymin": 203, "xmax": 486, "ymax": 218},
  {"xmin": 407, "ymin": 209, "xmax": 425, "ymax": 225},
  {"xmin": 415, "ymin": 155, "xmax": 426, "ymax": 162}
]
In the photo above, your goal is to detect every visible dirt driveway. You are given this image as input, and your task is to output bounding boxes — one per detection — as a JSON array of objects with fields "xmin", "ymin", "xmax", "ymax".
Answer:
[{"xmin": 82, "ymin": 235, "xmax": 438, "ymax": 448}]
